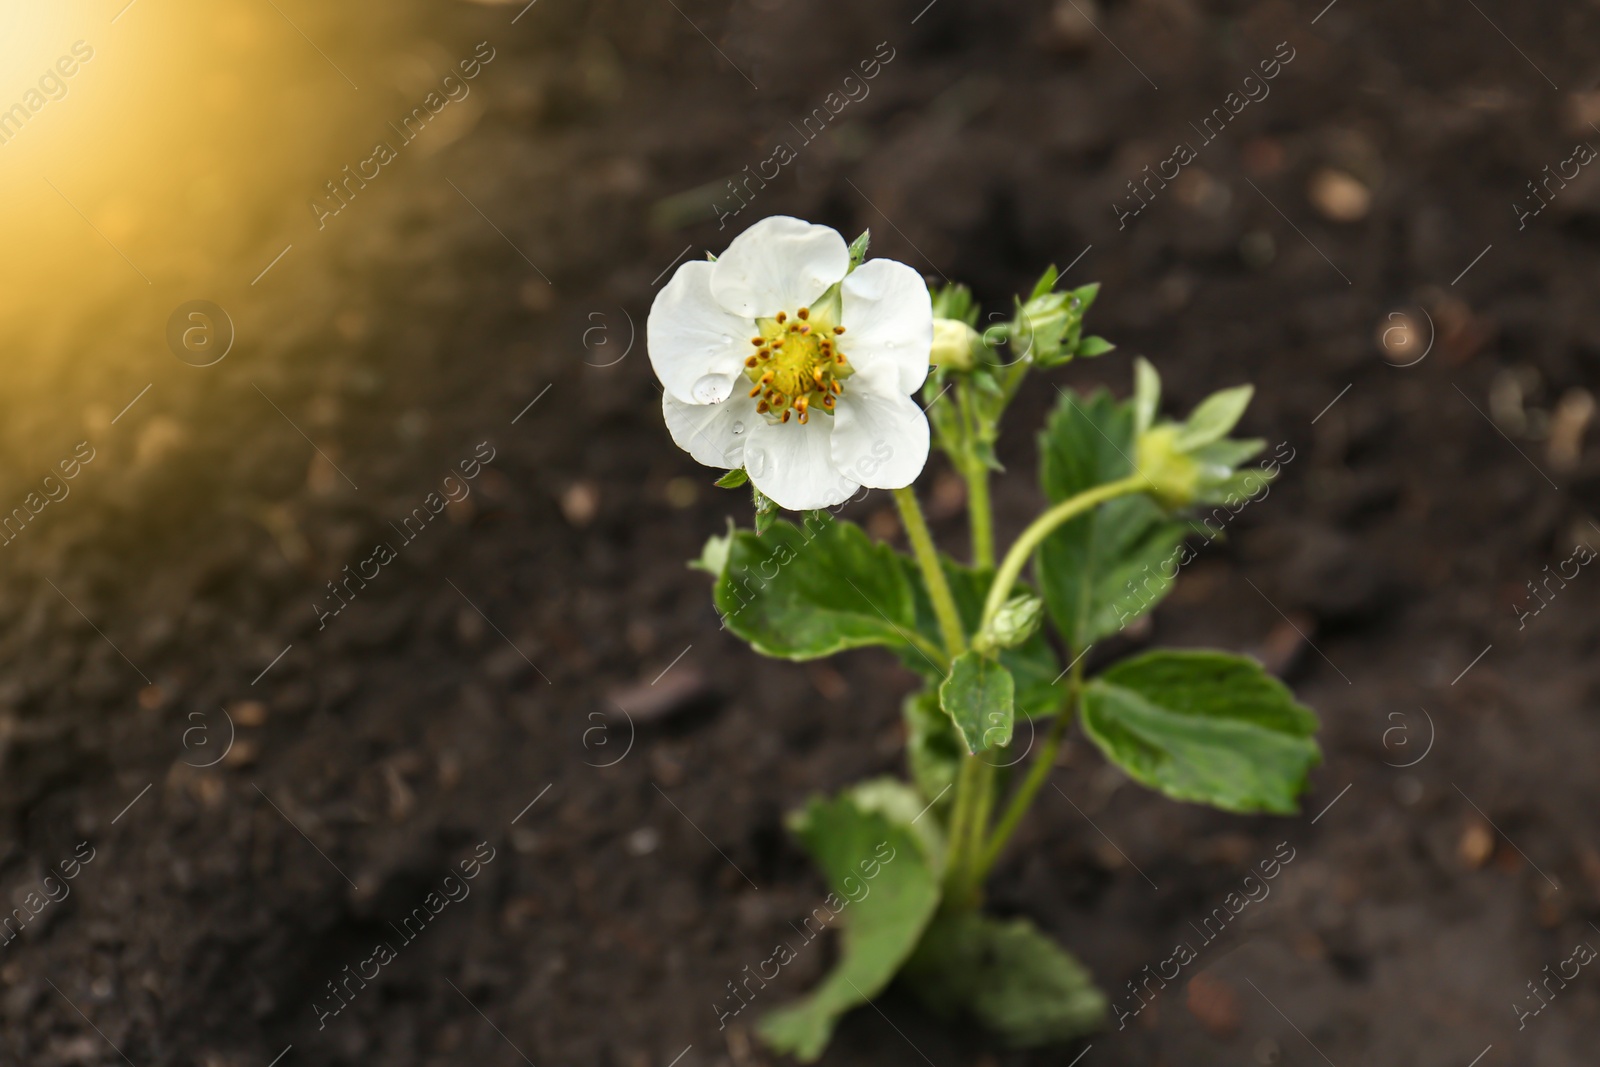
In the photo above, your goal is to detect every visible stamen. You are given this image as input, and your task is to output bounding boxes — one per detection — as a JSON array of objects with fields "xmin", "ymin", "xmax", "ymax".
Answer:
[{"xmin": 740, "ymin": 305, "xmax": 850, "ymax": 427}]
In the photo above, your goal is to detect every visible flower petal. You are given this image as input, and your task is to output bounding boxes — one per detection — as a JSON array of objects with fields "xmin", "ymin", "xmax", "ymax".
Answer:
[
  {"xmin": 649, "ymin": 260, "xmax": 754, "ymax": 405},
  {"xmin": 662, "ymin": 390, "xmax": 753, "ymax": 470},
  {"xmin": 840, "ymin": 258, "xmax": 933, "ymax": 395},
  {"xmin": 830, "ymin": 362, "xmax": 931, "ymax": 491},
  {"xmin": 710, "ymin": 216, "xmax": 850, "ymax": 319},
  {"xmin": 744, "ymin": 416, "xmax": 859, "ymax": 511}
]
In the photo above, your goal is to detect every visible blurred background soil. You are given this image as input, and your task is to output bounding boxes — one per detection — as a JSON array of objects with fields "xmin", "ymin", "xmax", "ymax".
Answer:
[{"xmin": 2, "ymin": 0, "xmax": 1599, "ymax": 1064}]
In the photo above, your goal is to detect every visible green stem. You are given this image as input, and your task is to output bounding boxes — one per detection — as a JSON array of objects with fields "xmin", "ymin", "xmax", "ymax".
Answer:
[
  {"xmin": 953, "ymin": 380, "xmax": 995, "ymax": 571},
  {"xmin": 965, "ymin": 461, "xmax": 994, "ymax": 571},
  {"xmin": 942, "ymin": 754, "xmax": 982, "ymax": 899},
  {"xmin": 893, "ymin": 486, "xmax": 966, "ymax": 659},
  {"xmin": 972, "ymin": 664, "xmax": 1085, "ymax": 881},
  {"xmin": 978, "ymin": 475, "xmax": 1145, "ymax": 635},
  {"xmin": 964, "ymin": 758, "xmax": 998, "ymax": 882}
]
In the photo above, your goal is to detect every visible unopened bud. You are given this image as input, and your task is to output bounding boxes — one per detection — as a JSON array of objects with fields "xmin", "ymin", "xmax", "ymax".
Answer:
[{"xmin": 930, "ymin": 317, "xmax": 982, "ymax": 371}]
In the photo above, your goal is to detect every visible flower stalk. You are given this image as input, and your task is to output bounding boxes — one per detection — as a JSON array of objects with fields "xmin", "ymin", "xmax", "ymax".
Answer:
[
  {"xmin": 893, "ymin": 486, "xmax": 966, "ymax": 659},
  {"xmin": 979, "ymin": 473, "xmax": 1146, "ymax": 635}
]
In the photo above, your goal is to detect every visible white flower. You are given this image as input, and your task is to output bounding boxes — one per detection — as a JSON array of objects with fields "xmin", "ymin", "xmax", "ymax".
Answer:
[{"xmin": 649, "ymin": 215, "xmax": 933, "ymax": 511}]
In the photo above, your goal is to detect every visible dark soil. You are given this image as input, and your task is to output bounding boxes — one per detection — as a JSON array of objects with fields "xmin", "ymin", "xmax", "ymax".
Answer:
[{"xmin": 4, "ymin": 1, "xmax": 1600, "ymax": 1065}]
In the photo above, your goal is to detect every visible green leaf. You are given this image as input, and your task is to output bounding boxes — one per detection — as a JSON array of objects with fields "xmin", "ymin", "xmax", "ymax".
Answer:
[
  {"xmin": 1028, "ymin": 264, "xmax": 1060, "ymax": 301},
  {"xmin": 715, "ymin": 468, "xmax": 749, "ymax": 489},
  {"xmin": 930, "ymin": 281, "xmax": 978, "ymax": 325},
  {"xmin": 903, "ymin": 911, "xmax": 1105, "ymax": 1047},
  {"xmin": 757, "ymin": 780, "xmax": 943, "ymax": 1062},
  {"xmin": 714, "ymin": 517, "xmax": 926, "ymax": 661},
  {"xmin": 1015, "ymin": 291, "xmax": 1076, "ymax": 369},
  {"xmin": 1076, "ymin": 335, "xmax": 1116, "ymax": 358},
  {"xmin": 689, "ymin": 521, "xmax": 734, "ymax": 575},
  {"xmin": 847, "ymin": 229, "xmax": 871, "ymax": 272},
  {"xmin": 900, "ymin": 556, "xmax": 1063, "ymax": 719},
  {"xmin": 1036, "ymin": 389, "xmax": 1190, "ymax": 653},
  {"xmin": 939, "ymin": 651, "xmax": 1015, "ymax": 754},
  {"xmin": 1081, "ymin": 650, "xmax": 1321, "ymax": 814},
  {"xmin": 752, "ymin": 485, "xmax": 777, "ymax": 535},
  {"xmin": 1069, "ymin": 282, "xmax": 1100, "ymax": 314},
  {"xmin": 904, "ymin": 689, "xmax": 962, "ymax": 809},
  {"xmin": 1192, "ymin": 437, "xmax": 1267, "ymax": 469},
  {"xmin": 1174, "ymin": 384, "xmax": 1254, "ymax": 450},
  {"xmin": 1194, "ymin": 468, "xmax": 1274, "ymax": 507}
]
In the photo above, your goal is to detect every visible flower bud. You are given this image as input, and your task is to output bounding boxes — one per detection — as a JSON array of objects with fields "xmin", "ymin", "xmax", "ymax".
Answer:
[
  {"xmin": 1135, "ymin": 425, "xmax": 1201, "ymax": 510},
  {"xmin": 930, "ymin": 317, "xmax": 982, "ymax": 371},
  {"xmin": 979, "ymin": 592, "xmax": 1044, "ymax": 651}
]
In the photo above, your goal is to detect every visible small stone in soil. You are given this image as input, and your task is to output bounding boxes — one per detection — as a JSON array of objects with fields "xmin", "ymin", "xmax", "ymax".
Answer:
[
  {"xmin": 1458, "ymin": 818, "xmax": 1494, "ymax": 869},
  {"xmin": 625, "ymin": 827, "xmax": 659, "ymax": 856},
  {"xmin": 608, "ymin": 667, "xmax": 712, "ymax": 723},
  {"xmin": 1185, "ymin": 972, "xmax": 1241, "ymax": 1039}
]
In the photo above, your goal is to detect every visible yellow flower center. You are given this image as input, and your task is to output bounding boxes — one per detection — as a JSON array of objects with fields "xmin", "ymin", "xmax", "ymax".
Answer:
[{"xmin": 741, "ymin": 306, "xmax": 853, "ymax": 425}]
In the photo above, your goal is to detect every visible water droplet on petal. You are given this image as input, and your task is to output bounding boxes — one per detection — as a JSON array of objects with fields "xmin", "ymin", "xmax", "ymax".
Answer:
[
  {"xmin": 731, "ymin": 420, "xmax": 746, "ymax": 436},
  {"xmin": 746, "ymin": 445, "xmax": 768, "ymax": 477},
  {"xmin": 691, "ymin": 373, "xmax": 733, "ymax": 404}
]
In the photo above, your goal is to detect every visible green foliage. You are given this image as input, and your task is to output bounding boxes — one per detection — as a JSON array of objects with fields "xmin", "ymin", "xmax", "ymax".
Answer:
[
  {"xmin": 903, "ymin": 911, "xmax": 1105, "ymax": 1047},
  {"xmin": 939, "ymin": 651, "xmax": 1016, "ymax": 754},
  {"xmin": 904, "ymin": 689, "xmax": 963, "ymax": 808},
  {"xmin": 1174, "ymin": 384, "xmax": 1254, "ymax": 450},
  {"xmin": 1081, "ymin": 650, "xmax": 1321, "ymax": 814},
  {"xmin": 901, "ymin": 556, "xmax": 1063, "ymax": 719},
  {"xmin": 1131, "ymin": 359, "xmax": 1275, "ymax": 510},
  {"xmin": 714, "ymin": 468, "xmax": 749, "ymax": 488},
  {"xmin": 980, "ymin": 592, "xmax": 1045, "ymax": 652},
  {"xmin": 757, "ymin": 780, "xmax": 943, "ymax": 1062},
  {"xmin": 752, "ymin": 485, "xmax": 778, "ymax": 534},
  {"xmin": 711, "ymin": 517, "xmax": 925, "ymax": 661},
  {"xmin": 1035, "ymin": 389, "xmax": 1190, "ymax": 654},
  {"xmin": 847, "ymin": 228, "xmax": 871, "ymax": 272},
  {"xmin": 1076, "ymin": 335, "xmax": 1115, "ymax": 358},
  {"xmin": 1010, "ymin": 274, "xmax": 1100, "ymax": 370},
  {"xmin": 931, "ymin": 281, "xmax": 979, "ymax": 325},
  {"xmin": 689, "ymin": 520, "xmax": 733, "ymax": 575}
]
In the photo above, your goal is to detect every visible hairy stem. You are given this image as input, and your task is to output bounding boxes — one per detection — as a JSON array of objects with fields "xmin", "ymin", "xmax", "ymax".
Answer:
[
  {"xmin": 893, "ymin": 485, "xmax": 966, "ymax": 659},
  {"xmin": 965, "ymin": 462, "xmax": 994, "ymax": 571},
  {"xmin": 961, "ymin": 758, "xmax": 998, "ymax": 899},
  {"xmin": 972, "ymin": 655, "xmax": 1086, "ymax": 881},
  {"xmin": 954, "ymin": 380, "xmax": 996, "ymax": 571},
  {"xmin": 979, "ymin": 475, "xmax": 1145, "ymax": 635}
]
